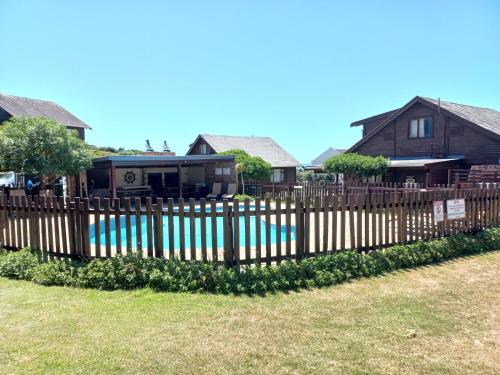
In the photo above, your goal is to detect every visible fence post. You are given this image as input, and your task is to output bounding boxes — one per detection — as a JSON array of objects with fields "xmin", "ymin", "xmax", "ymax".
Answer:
[
  {"xmin": 425, "ymin": 173, "xmax": 431, "ymax": 189},
  {"xmin": 223, "ymin": 200, "xmax": 234, "ymax": 266}
]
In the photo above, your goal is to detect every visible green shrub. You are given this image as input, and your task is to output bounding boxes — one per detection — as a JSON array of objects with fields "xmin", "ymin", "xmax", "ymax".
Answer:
[
  {"xmin": 0, "ymin": 248, "xmax": 40, "ymax": 280},
  {"xmin": 1, "ymin": 228, "xmax": 500, "ymax": 295},
  {"xmin": 234, "ymin": 194, "xmax": 253, "ymax": 201},
  {"xmin": 32, "ymin": 259, "xmax": 80, "ymax": 286}
]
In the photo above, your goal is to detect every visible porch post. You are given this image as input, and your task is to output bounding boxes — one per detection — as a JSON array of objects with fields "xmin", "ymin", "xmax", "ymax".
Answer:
[
  {"xmin": 109, "ymin": 165, "xmax": 117, "ymax": 200},
  {"xmin": 178, "ymin": 163, "xmax": 183, "ymax": 198}
]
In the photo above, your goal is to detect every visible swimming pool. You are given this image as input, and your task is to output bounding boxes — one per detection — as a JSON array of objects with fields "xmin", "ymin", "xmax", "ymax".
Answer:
[{"xmin": 90, "ymin": 206, "xmax": 296, "ymax": 250}]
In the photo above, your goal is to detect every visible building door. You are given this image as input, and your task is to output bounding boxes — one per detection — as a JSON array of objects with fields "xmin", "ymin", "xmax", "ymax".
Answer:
[{"xmin": 148, "ymin": 173, "xmax": 163, "ymax": 196}]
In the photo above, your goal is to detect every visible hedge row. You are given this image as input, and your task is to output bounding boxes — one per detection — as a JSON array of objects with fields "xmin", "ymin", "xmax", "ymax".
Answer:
[{"xmin": 1, "ymin": 228, "xmax": 500, "ymax": 295}]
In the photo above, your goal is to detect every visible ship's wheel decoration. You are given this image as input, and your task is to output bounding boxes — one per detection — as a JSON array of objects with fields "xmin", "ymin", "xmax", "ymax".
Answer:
[{"xmin": 123, "ymin": 170, "xmax": 136, "ymax": 184}]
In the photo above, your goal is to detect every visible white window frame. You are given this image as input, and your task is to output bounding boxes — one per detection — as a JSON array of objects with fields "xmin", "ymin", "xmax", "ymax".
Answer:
[
  {"xmin": 200, "ymin": 143, "xmax": 208, "ymax": 154},
  {"xmin": 270, "ymin": 168, "xmax": 286, "ymax": 183}
]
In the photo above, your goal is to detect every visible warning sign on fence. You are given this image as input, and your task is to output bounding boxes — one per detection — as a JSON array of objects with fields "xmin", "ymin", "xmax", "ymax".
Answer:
[
  {"xmin": 447, "ymin": 199, "xmax": 466, "ymax": 220},
  {"xmin": 433, "ymin": 200, "xmax": 444, "ymax": 222}
]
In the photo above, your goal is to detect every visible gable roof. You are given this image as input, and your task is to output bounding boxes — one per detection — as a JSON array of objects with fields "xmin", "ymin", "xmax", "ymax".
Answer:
[
  {"xmin": 422, "ymin": 97, "xmax": 500, "ymax": 136},
  {"xmin": 350, "ymin": 108, "xmax": 399, "ymax": 127},
  {"xmin": 188, "ymin": 134, "xmax": 300, "ymax": 168},
  {"xmin": 348, "ymin": 96, "xmax": 500, "ymax": 152},
  {"xmin": 0, "ymin": 93, "xmax": 90, "ymax": 129},
  {"xmin": 310, "ymin": 147, "xmax": 347, "ymax": 166}
]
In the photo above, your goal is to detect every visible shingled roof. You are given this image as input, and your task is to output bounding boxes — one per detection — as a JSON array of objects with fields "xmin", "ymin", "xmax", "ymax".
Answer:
[
  {"xmin": 310, "ymin": 147, "xmax": 346, "ymax": 166},
  {"xmin": 422, "ymin": 97, "xmax": 500, "ymax": 136},
  {"xmin": 348, "ymin": 96, "xmax": 500, "ymax": 152},
  {"xmin": 189, "ymin": 134, "xmax": 300, "ymax": 168},
  {"xmin": 0, "ymin": 93, "xmax": 90, "ymax": 129}
]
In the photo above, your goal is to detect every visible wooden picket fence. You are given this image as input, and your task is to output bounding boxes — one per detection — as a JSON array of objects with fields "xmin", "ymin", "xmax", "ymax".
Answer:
[{"xmin": 1, "ymin": 187, "xmax": 500, "ymax": 265}]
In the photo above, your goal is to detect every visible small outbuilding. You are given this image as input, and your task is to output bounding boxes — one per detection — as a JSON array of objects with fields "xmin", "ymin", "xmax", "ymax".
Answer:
[{"xmin": 86, "ymin": 155, "xmax": 236, "ymax": 200}]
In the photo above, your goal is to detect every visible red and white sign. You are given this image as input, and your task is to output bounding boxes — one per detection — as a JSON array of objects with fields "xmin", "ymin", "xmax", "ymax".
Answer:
[
  {"xmin": 433, "ymin": 200, "xmax": 444, "ymax": 222},
  {"xmin": 447, "ymin": 199, "xmax": 466, "ymax": 220}
]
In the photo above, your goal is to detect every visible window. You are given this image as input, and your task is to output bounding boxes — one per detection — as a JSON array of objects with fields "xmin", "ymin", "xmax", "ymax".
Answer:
[
  {"xmin": 409, "ymin": 117, "xmax": 433, "ymax": 138},
  {"xmin": 215, "ymin": 167, "xmax": 231, "ymax": 176},
  {"xmin": 270, "ymin": 168, "xmax": 285, "ymax": 183},
  {"xmin": 200, "ymin": 143, "xmax": 208, "ymax": 154}
]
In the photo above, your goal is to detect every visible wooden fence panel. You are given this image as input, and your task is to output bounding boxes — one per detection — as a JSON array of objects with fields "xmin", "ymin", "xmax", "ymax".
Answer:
[
  {"xmin": 178, "ymin": 198, "xmax": 185, "ymax": 261},
  {"xmin": 135, "ymin": 197, "xmax": 143, "ymax": 254},
  {"xmin": 168, "ymin": 198, "xmax": 175, "ymax": 259},
  {"xmin": 233, "ymin": 198, "xmax": 240, "ymax": 265},
  {"xmin": 155, "ymin": 198, "xmax": 164, "ymax": 259},
  {"xmin": 189, "ymin": 198, "xmax": 196, "ymax": 261},
  {"xmin": 255, "ymin": 198, "xmax": 262, "ymax": 264},
  {"xmin": 276, "ymin": 198, "xmax": 282, "ymax": 263},
  {"xmin": 285, "ymin": 196, "xmax": 292, "ymax": 258},
  {"xmin": 146, "ymin": 197, "xmax": 154, "ymax": 258},
  {"xmin": 114, "ymin": 198, "xmax": 122, "ymax": 255},
  {"xmin": 125, "ymin": 198, "xmax": 132, "ymax": 255},
  {"xmin": 265, "ymin": 198, "xmax": 272, "ymax": 266},
  {"xmin": 200, "ymin": 198, "xmax": 207, "ymax": 262},
  {"xmin": 2, "ymin": 187, "xmax": 500, "ymax": 264},
  {"xmin": 210, "ymin": 199, "xmax": 218, "ymax": 262}
]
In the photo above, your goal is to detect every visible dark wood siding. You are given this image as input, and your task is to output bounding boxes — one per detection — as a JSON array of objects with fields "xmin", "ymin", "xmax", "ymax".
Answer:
[
  {"xmin": 354, "ymin": 101, "xmax": 500, "ymax": 165},
  {"xmin": 0, "ymin": 108, "xmax": 11, "ymax": 124},
  {"xmin": 392, "ymin": 102, "xmax": 445, "ymax": 157},
  {"xmin": 447, "ymin": 118, "xmax": 500, "ymax": 165},
  {"xmin": 284, "ymin": 167, "xmax": 296, "ymax": 183},
  {"xmin": 362, "ymin": 118, "xmax": 386, "ymax": 136},
  {"xmin": 354, "ymin": 121, "xmax": 395, "ymax": 157},
  {"xmin": 187, "ymin": 138, "xmax": 216, "ymax": 156}
]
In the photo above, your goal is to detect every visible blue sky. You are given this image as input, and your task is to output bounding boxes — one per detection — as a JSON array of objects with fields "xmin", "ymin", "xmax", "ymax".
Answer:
[{"xmin": 1, "ymin": 1, "xmax": 499, "ymax": 164}]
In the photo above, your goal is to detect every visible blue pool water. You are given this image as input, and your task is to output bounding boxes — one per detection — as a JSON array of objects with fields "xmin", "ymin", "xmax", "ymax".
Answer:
[{"xmin": 90, "ymin": 206, "xmax": 296, "ymax": 250}]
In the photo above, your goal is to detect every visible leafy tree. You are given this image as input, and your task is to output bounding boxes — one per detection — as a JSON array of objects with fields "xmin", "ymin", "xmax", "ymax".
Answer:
[
  {"xmin": 0, "ymin": 117, "xmax": 93, "ymax": 187},
  {"xmin": 217, "ymin": 149, "xmax": 271, "ymax": 191},
  {"xmin": 87, "ymin": 145, "xmax": 144, "ymax": 157},
  {"xmin": 322, "ymin": 153, "xmax": 389, "ymax": 184}
]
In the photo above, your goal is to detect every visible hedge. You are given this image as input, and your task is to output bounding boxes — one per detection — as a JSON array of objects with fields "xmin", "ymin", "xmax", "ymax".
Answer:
[{"xmin": 1, "ymin": 228, "xmax": 500, "ymax": 295}]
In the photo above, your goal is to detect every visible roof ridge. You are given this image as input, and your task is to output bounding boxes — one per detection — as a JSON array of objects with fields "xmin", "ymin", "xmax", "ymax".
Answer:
[
  {"xmin": 0, "ymin": 93, "xmax": 58, "ymax": 106},
  {"xmin": 421, "ymin": 96, "xmax": 498, "ymax": 112}
]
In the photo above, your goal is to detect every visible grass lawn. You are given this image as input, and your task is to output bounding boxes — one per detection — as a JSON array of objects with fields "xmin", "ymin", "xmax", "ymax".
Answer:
[{"xmin": 1, "ymin": 252, "xmax": 499, "ymax": 375}]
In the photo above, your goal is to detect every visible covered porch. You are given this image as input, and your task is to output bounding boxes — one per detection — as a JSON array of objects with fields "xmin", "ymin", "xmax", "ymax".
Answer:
[
  {"xmin": 86, "ymin": 155, "xmax": 236, "ymax": 200},
  {"xmin": 383, "ymin": 157, "xmax": 465, "ymax": 185}
]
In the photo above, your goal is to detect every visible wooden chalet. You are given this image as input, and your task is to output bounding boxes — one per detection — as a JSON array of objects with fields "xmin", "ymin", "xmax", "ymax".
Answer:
[
  {"xmin": 0, "ymin": 93, "xmax": 90, "ymax": 139},
  {"xmin": 348, "ymin": 96, "xmax": 500, "ymax": 184},
  {"xmin": 186, "ymin": 134, "xmax": 300, "ymax": 183}
]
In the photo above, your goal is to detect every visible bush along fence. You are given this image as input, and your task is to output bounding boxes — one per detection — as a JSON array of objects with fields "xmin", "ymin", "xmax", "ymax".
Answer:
[
  {"xmin": 1, "ymin": 187, "xmax": 500, "ymax": 265},
  {"xmin": 1, "ymin": 228, "xmax": 499, "ymax": 294}
]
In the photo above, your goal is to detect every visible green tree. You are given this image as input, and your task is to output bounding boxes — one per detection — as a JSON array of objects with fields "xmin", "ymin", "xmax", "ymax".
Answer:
[
  {"xmin": 0, "ymin": 117, "xmax": 93, "ymax": 187},
  {"xmin": 217, "ymin": 149, "xmax": 271, "ymax": 191},
  {"xmin": 322, "ymin": 153, "xmax": 389, "ymax": 184}
]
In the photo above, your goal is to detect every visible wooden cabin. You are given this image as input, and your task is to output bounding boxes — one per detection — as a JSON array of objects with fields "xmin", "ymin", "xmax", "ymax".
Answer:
[
  {"xmin": 186, "ymin": 134, "xmax": 300, "ymax": 183},
  {"xmin": 0, "ymin": 93, "xmax": 90, "ymax": 139},
  {"xmin": 348, "ymin": 96, "xmax": 500, "ymax": 184}
]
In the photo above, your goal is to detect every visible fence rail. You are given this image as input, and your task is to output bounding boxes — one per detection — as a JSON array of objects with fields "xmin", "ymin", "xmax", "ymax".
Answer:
[{"xmin": 1, "ymin": 187, "xmax": 500, "ymax": 265}]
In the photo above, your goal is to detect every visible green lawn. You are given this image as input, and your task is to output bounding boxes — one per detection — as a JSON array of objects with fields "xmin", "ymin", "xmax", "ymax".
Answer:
[{"xmin": 1, "ymin": 252, "xmax": 499, "ymax": 375}]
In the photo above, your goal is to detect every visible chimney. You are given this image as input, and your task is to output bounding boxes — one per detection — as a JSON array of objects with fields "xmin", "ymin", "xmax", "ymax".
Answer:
[
  {"xmin": 145, "ymin": 140, "xmax": 154, "ymax": 152},
  {"xmin": 163, "ymin": 140, "xmax": 171, "ymax": 152},
  {"xmin": 142, "ymin": 139, "xmax": 176, "ymax": 156}
]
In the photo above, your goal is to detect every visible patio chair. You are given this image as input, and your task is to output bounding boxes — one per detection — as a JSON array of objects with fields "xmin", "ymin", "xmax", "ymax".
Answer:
[
  {"xmin": 222, "ymin": 183, "xmax": 237, "ymax": 200},
  {"xmin": 207, "ymin": 183, "xmax": 222, "ymax": 199}
]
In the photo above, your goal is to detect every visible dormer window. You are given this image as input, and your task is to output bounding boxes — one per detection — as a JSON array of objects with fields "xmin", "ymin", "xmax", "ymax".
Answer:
[{"xmin": 409, "ymin": 117, "xmax": 433, "ymax": 138}]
